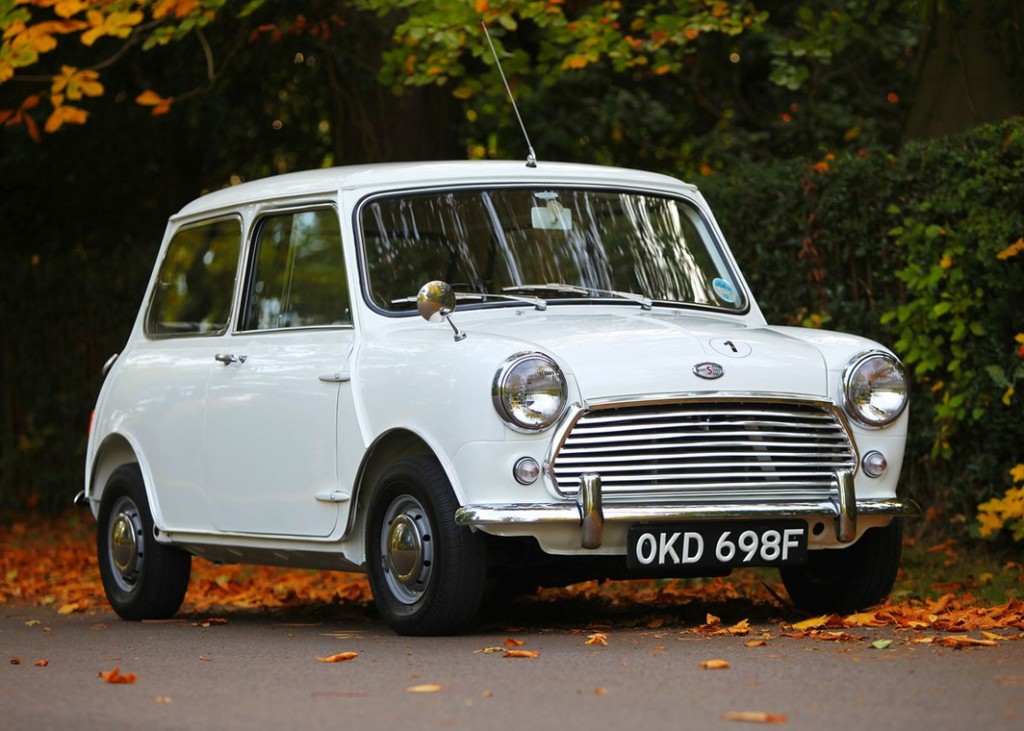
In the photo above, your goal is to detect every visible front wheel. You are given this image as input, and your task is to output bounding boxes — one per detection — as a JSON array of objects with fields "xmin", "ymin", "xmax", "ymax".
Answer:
[
  {"xmin": 780, "ymin": 518, "xmax": 903, "ymax": 615},
  {"xmin": 365, "ymin": 457, "xmax": 486, "ymax": 636},
  {"xmin": 97, "ymin": 464, "xmax": 191, "ymax": 620}
]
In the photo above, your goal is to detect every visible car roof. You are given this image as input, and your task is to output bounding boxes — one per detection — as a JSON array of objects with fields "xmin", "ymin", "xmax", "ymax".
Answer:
[{"xmin": 172, "ymin": 160, "xmax": 699, "ymax": 220}]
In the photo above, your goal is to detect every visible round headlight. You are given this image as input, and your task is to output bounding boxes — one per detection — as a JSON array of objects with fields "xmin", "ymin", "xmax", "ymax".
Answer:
[
  {"xmin": 493, "ymin": 353, "xmax": 567, "ymax": 431},
  {"xmin": 842, "ymin": 352, "xmax": 908, "ymax": 428}
]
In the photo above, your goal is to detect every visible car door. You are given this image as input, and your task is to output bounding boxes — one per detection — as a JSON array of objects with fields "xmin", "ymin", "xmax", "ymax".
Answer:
[
  {"xmin": 131, "ymin": 216, "xmax": 243, "ymax": 530},
  {"xmin": 204, "ymin": 206, "xmax": 354, "ymax": 537}
]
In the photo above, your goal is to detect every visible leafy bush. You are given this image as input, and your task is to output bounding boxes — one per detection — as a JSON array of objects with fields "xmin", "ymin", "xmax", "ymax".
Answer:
[{"xmin": 702, "ymin": 117, "xmax": 1024, "ymax": 529}]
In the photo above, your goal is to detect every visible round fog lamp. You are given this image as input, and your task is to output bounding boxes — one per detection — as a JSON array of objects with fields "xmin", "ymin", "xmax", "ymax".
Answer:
[
  {"xmin": 513, "ymin": 457, "xmax": 541, "ymax": 485},
  {"xmin": 862, "ymin": 450, "xmax": 888, "ymax": 478}
]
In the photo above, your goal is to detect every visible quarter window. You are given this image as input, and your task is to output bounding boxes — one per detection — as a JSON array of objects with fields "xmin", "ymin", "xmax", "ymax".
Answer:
[
  {"xmin": 242, "ymin": 208, "xmax": 350, "ymax": 330},
  {"xmin": 145, "ymin": 218, "xmax": 242, "ymax": 336}
]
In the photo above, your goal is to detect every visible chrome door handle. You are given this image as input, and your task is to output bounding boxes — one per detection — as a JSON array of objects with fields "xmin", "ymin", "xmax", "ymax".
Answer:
[{"xmin": 214, "ymin": 353, "xmax": 247, "ymax": 365}]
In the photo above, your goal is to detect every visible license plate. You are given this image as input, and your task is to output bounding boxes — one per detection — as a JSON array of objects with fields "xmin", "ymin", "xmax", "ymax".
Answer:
[{"xmin": 626, "ymin": 521, "xmax": 807, "ymax": 571}]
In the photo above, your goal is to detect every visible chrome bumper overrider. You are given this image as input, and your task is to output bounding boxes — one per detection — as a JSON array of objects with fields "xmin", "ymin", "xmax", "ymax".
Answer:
[{"xmin": 454, "ymin": 470, "xmax": 921, "ymax": 549}]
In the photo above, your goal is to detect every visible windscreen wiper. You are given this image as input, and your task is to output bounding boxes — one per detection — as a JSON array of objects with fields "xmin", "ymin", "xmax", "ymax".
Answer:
[
  {"xmin": 503, "ymin": 283, "xmax": 652, "ymax": 310},
  {"xmin": 392, "ymin": 290, "xmax": 547, "ymax": 310}
]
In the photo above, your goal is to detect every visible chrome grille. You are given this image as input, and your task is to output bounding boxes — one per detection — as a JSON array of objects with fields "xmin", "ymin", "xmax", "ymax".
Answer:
[{"xmin": 550, "ymin": 400, "xmax": 856, "ymax": 502}]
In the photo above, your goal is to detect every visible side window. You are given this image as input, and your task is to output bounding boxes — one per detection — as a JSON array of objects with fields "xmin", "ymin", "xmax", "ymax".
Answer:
[
  {"xmin": 145, "ymin": 218, "xmax": 242, "ymax": 336},
  {"xmin": 242, "ymin": 208, "xmax": 350, "ymax": 330}
]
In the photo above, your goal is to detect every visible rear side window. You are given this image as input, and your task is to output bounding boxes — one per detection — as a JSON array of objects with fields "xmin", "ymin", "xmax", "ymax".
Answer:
[
  {"xmin": 145, "ymin": 218, "xmax": 242, "ymax": 336},
  {"xmin": 241, "ymin": 208, "xmax": 350, "ymax": 330}
]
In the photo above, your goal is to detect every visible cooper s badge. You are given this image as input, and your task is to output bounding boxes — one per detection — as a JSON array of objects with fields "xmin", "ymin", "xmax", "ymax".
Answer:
[{"xmin": 693, "ymin": 362, "xmax": 725, "ymax": 380}]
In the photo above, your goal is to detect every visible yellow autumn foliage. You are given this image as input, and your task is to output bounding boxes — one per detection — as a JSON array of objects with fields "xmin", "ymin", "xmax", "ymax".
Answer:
[{"xmin": 977, "ymin": 464, "xmax": 1024, "ymax": 539}]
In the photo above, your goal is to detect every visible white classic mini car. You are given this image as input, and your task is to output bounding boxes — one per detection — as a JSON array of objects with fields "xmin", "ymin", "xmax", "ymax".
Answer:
[{"xmin": 82, "ymin": 160, "xmax": 917, "ymax": 635}]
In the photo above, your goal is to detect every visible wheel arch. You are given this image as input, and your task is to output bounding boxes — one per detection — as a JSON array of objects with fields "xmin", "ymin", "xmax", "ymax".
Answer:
[
  {"xmin": 88, "ymin": 434, "xmax": 142, "ymax": 513},
  {"xmin": 347, "ymin": 429, "xmax": 446, "ymax": 542}
]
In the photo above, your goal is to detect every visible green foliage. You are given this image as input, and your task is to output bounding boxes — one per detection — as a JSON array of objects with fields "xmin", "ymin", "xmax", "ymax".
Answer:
[
  {"xmin": 703, "ymin": 118, "xmax": 1024, "ymax": 522},
  {"xmin": 355, "ymin": 0, "xmax": 923, "ymax": 171}
]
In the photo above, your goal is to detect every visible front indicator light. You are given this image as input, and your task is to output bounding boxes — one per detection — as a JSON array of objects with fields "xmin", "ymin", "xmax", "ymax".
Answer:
[
  {"xmin": 513, "ymin": 457, "xmax": 541, "ymax": 485},
  {"xmin": 862, "ymin": 450, "xmax": 888, "ymax": 478}
]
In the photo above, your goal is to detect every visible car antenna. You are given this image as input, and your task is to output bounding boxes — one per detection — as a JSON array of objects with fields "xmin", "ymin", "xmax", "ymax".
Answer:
[{"xmin": 481, "ymin": 21, "xmax": 537, "ymax": 168}]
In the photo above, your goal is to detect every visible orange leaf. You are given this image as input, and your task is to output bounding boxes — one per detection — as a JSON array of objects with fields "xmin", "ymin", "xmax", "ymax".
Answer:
[
  {"xmin": 54, "ymin": 1, "xmax": 90, "ymax": 19},
  {"xmin": 44, "ymin": 102, "xmax": 88, "ymax": 132},
  {"xmin": 563, "ymin": 55, "xmax": 589, "ymax": 70},
  {"xmin": 317, "ymin": 651, "xmax": 359, "ymax": 663},
  {"xmin": 135, "ymin": 89, "xmax": 174, "ymax": 116},
  {"xmin": 722, "ymin": 711, "xmax": 789, "ymax": 724},
  {"xmin": 81, "ymin": 10, "xmax": 143, "ymax": 46},
  {"xmin": 35, "ymin": 659, "xmax": 50, "ymax": 667},
  {"xmin": 153, "ymin": 0, "xmax": 201, "ymax": 20},
  {"xmin": 929, "ymin": 594, "xmax": 956, "ymax": 613},
  {"xmin": 791, "ymin": 615, "xmax": 828, "ymax": 630},
  {"xmin": 585, "ymin": 632, "xmax": 609, "ymax": 646},
  {"xmin": 728, "ymin": 619, "xmax": 752, "ymax": 635},
  {"xmin": 843, "ymin": 611, "xmax": 886, "ymax": 628},
  {"xmin": 935, "ymin": 635, "xmax": 998, "ymax": 649},
  {"xmin": 744, "ymin": 640, "xmax": 766, "ymax": 648},
  {"xmin": 99, "ymin": 667, "xmax": 137, "ymax": 684},
  {"xmin": 406, "ymin": 683, "xmax": 444, "ymax": 693},
  {"xmin": 504, "ymin": 649, "xmax": 539, "ymax": 658},
  {"xmin": 503, "ymin": 638, "xmax": 526, "ymax": 647},
  {"xmin": 52, "ymin": 66, "xmax": 103, "ymax": 100},
  {"xmin": 700, "ymin": 659, "xmax": 730, "ymax": 670}
]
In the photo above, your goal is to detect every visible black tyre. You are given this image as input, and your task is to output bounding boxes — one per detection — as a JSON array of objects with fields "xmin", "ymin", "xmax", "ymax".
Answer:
[
  {"xmin": 366, "ymin": 456, "xmax": 486, "ymax": 636},
  {"xmin": 780, "ymin": 518, "xmax": 903, "ymax": 615},
  {"xmin": 97, "ymin": 464, "xmax": 192, "ymax": 620}
]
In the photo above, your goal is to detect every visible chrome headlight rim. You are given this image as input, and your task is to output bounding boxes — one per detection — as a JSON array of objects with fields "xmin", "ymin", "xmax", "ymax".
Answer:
[
  {"xmin": 492, "ymin": 352, "xmax": 568, "ymax": 432},
  {"xmin": 842, "ymin": 350, "xmax": 908, "ymax": 429}
]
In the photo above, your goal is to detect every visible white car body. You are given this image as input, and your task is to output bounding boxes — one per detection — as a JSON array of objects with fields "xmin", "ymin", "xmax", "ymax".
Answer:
[{"xmin": 83, "ymin": 161, "xmax": 916, "ymax": 634}]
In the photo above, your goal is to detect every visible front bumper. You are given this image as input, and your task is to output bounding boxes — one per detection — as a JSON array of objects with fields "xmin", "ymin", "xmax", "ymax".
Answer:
[{"xmin": 455, "ymin": 470, "xmax": 920, "ymax": 550}]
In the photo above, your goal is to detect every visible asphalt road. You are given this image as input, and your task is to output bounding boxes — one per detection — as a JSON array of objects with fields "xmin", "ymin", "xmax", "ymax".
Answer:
[{"xmin": 3, "ymin": 602, "xmax": 1023, "ymax": 731}]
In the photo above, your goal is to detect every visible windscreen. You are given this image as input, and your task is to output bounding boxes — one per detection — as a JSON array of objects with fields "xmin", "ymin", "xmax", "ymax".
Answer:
[{"xmin": 359, "ymin": 188, "xmax": 744, "ymax": 313}]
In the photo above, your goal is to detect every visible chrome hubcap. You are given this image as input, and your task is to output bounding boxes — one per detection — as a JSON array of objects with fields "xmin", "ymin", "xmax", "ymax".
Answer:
[
  {"xmin": 380, "ymin": 495, "xmax": 433, "ymax": 605},
  {"xmin": 107, "ymin": 497, "xmax": 143, "ymax": 592},
  {"xmin": 386, "ymin": 515, "xmax": 422, "ymax": 585}
]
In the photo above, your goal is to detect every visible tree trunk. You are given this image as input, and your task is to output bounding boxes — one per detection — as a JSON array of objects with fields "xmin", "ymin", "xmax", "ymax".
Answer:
[{"xmin": 902, "ymin": 0, "xmax": 1023, "ymax": 141}]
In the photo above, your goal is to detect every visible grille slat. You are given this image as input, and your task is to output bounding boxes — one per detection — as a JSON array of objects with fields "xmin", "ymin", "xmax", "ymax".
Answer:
[{"xmin": 551, "ymin": 400, "xmax": 855, "ymax": 501}]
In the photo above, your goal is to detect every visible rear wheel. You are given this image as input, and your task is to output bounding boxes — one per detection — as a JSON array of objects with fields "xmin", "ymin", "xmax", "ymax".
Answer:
[
  {"xmin": 97, "ymin": 464, "xmax": 191, "ymax": 620},
  {"xmin": 366, "ymin": 456, "xmax": 486, "ymax": 635},
  {"xmin": 780, "ymin": 519, "xmax": 903, "ymax": 615}
]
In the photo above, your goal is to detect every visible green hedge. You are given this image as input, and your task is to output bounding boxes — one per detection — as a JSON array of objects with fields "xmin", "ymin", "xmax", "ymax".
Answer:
[{"xmin": 701, "ymin": 117, "xmax": 1024, "ymax": 526}]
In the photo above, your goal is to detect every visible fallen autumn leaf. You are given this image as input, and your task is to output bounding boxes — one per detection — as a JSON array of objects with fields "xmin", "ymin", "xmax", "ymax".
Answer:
[
  {"xmin": 722, "ymin": 711, "xmax": 788, "ymax": 724},
  {"xmin": 504, "ymin": 649, "xmax": 540, "ymax": 658},
  {"xmin": 317, "ymin": 652, "xmax": 359, "ymax": 663},
  {"xmin": 99, "ymin": 667, "xmax": 137, "ymax": 684},
  {"xmin": 406, "ymin": 683, "xmax": 444, "ymax": 693}
]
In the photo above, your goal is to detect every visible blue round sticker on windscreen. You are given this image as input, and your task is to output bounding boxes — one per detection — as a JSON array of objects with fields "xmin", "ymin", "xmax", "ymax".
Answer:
[{"xmin": 712, "ymin": 278, "xmax": 737, "ymax": 304}]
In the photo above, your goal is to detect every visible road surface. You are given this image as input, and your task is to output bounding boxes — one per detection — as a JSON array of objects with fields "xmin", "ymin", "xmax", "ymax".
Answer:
[{"xmin": 3, "ymin": 602, "xmax": 1023, "ymax": 731}]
